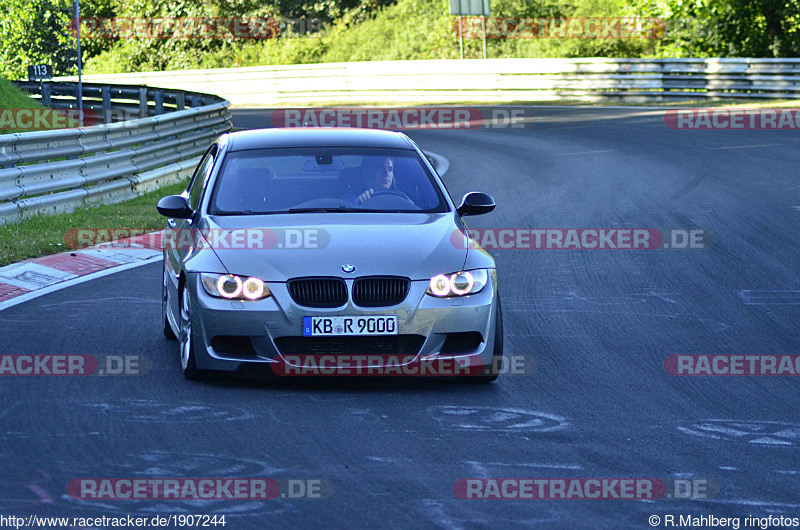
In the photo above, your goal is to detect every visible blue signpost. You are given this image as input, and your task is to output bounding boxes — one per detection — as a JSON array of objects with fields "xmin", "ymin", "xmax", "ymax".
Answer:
[{"xmin": 75, "ymin": 0, "xmax": 83, "ymax": 126}]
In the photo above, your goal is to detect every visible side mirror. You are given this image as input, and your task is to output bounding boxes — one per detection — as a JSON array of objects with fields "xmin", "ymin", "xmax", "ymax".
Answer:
[
  {"xmin": 457, "ymin": 192, "xmax": 495, "ymax": 217},
  {"xmin": 157, "ymin": 195, "xmax": 194, "ymax": 219}
]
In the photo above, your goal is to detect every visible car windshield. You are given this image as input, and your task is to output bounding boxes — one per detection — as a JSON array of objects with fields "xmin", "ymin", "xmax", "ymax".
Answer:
[{"xmin": 208, "ymin": 147, "xmax": 448, "ymax": 215}]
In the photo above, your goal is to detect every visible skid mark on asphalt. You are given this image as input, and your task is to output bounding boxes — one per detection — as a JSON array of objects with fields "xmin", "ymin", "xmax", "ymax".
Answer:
[
  {"xmin": 466, "ymin": 462, "xmax": 490, "ymax": 479},
  {"xmin": 462, "ymin": 461, "xmax": 582, "ymax": 471},
  {"xmin": 505, "ymin": 291, "xmax": 683, "ymax": 307},
  {"xmin": 707, "ymin": 143, "xmax": 786, "ymax": 150},
  {"xmin": 39, "ymin": 297, "xmax": 159, "ymax": 308},
  {"xmin": 2, "ymin": 399, "xmax": 255, "ymax": 424},
  {"xmin": 678, "ymin": 420, "xmax": 800, "ymax": 446},
  {"xmin": 688, "ymin": 499, "xmax": 800, "ymax": 510},
  {"xmin": 554, "ymin": 149, "xmax": 620, "ymax": 156},
  {"xmin": 0, "ymin": 468, "xmax": 55, "ymax": 508},
  {"xmin": 419, "ymin": 499, "xmax": 466, "ymax": 530},
  {"xmin": 505, "ymin": 291, "xmax": 729, "ymax": 332},
  {"xmin": 26, "ymin": 485, "xmax": 53, "ymax": 504},
  {"xmin": 0, "ymin": 314, "xmax": 86, "ymax": 324},
  {"xmin": 269, "ymin": 392, "xmax": 363, "ymax": 404},
  {"xmin": 671, "ymin": 175, "xmax": 705, "ymax": 200},
  {"xmin": 272, "ymin": 405, "xmax": 384, "ymax": 427},
  {"xmin": 78, "ymin": 401, "xmax": 256, "ymax": 422},
  {"xmin": 0, "ymin": 297, "xmax": 157, "ymax": 324},
  {"xmin": 0, "ymin": 400, "xmax": 26, "ymax": 421},
  {"xmin": 2, "ymin": 432, "xmax": 103, "ymax": 440},
  {"xmin": 428, "ymin": 406, "xmax": 568, "ymax": 433},
  {"xmin": 649, "ymin": 291, "xmax": 679, "ymax": 304},
  {"xmin": 739, "ymin": 290, "xmax": 800, "ymax": 305},
  {"xmin": 365, "ymin": 456, "xmax": 396, "ymax": 464},
  {"xmin": 60, "ymin": 451, "xmax": 288, "ymax": 517}
]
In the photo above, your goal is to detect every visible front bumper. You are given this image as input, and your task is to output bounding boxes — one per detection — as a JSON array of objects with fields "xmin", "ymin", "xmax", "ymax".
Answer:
[{"xmin": 185, "ymin": 270, "xmax": 498, "ymax": 374}]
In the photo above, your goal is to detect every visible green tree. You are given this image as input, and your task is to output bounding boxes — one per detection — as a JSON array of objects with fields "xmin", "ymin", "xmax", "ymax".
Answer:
[
  {"xmin": 627, "ymin": 0, "xmax": 800, "ymax": 57},
  {"xmin": 78, "ymin": 0, "xmax": 120, "ymax": 60},
  {"xmin": 0, "ymin": 0, "xmax": 76, "ymax": 79},
  {"xmin": 84, "ymin": 0, "xmax": 399, "ymax": 72}
]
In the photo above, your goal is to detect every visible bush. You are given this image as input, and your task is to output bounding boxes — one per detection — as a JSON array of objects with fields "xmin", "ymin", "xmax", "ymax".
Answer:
[{"xmin": 81, "ymin": 0, "xmax": 800, "ymax": 74}]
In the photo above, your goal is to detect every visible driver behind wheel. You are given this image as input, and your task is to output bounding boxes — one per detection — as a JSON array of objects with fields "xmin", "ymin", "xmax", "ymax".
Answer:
[{"xmin": 351, "ymin": 156, "xmax": 394, "ymax": 204}]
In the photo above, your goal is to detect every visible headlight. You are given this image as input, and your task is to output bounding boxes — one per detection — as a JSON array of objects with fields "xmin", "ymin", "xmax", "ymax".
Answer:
[
  {"xmin": 200, "ymin": 273, "xmax": 271, "ymax": 301},
  {"xmin": 426, "ymin": 269, "xmax": 488, "ymax": 297}
]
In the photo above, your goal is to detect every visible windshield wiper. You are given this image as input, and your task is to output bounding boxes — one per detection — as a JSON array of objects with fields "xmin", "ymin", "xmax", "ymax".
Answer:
[{"xmin": 287, "ymin": 206, "xmax": 364, "ymax": 213}]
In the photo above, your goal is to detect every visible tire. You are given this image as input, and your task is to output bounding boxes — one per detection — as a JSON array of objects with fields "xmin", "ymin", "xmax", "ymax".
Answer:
[
  {"xmin": 456, "ymin": 298, "xmax": 503, "ymax": 384},
  {"xmin": 162, "ymin": 261, "xmax": 178, "ymax": 341},
  {"xmin": 179, "ymin": 283, "xmax": 201, "ymax": 380}
]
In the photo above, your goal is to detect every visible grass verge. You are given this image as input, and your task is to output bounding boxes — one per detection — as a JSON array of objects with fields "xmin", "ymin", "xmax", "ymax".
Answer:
[
  {"xmin": 0, "ymin": 78, "xmax": 41, "ymax": 110},
  {"xmin": 0, "ymin": 179, "xmax": 188, "ymax": 267},
  {"xmin": 0, "ymin": 77, "xmax": 44, "ymax": 134}
]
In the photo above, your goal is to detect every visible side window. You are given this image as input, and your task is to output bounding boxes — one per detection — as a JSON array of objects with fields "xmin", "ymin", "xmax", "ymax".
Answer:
[
  {"xmin": 188, "ymin": 150, "xmax": 215, "ymax": 211},
  {"xmin": 186, "ymin": 146, "xmax": 214, "ymax": 193}
]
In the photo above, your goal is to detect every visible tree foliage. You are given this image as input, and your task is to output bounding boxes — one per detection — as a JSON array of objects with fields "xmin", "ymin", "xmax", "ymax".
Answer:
[
  {"xmin": 0, "ymin": 0, "xmax": 124, "ymax": 79},
  {"xmin": 626, "ymin": 0, "xmax": 800, "ymax": 57},
  {"xmin": 0, "ymin": 0, "xmax": 397, "ymax": 78},
  {"xmin": 0, "ymin": 0, "xmax": 76, "ymax": 79},
  {"xmin": 1, "ymin": 0, "xmax": 798, "ymax": 80},
  {"xmin": 81, "ymin": 0, "xmax": 397, "ymax": 72}
]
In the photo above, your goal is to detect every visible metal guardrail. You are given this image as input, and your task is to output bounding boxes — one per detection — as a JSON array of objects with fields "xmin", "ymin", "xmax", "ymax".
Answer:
[
  {"xmin": 68, "ymin": 58, "xmax": 800, "ymax": 105},
  {"xmin": 14, "ymin": 81, "xmax": 225, "ymax": 123},
  {"xmin": 0, "ymin": 83, "xmax": 232, "ymax": 225}
]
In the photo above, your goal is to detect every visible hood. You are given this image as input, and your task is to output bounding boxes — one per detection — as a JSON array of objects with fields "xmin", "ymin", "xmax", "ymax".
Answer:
[{"xmin": 196, "ymin": 213, "xmax": 468, "ymax": 281}]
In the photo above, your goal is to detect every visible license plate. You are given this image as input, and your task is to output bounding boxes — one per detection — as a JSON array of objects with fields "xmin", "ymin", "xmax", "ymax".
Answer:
[{"xmin": 302, "ymin": 316, "xmax": 398, "ymax": 336}]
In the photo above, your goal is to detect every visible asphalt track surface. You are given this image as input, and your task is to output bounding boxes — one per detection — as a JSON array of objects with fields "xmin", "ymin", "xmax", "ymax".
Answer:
[{"xmin": 2, "ymin": 106, "xmax": 800, "ymax": 528}]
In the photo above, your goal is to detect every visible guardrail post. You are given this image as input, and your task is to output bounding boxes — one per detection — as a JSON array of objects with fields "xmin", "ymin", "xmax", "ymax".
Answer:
[
  {"xmin": 41, "ymin": 83, "xmax": 51, "ymax": 107},
  {"xmin": 659, "ymin": 62, "xmax": 669, "ymax": 93},
  {"xmin": 101, "ymin": 86, "xmax": 112, "ymax": 124},
  {"xmin": 190, "ymin": 95, "xmax": 202, "ymax": 108},
  {"xmin": 175, "ymin": 92, "xmax": 185, "ymax": 111},
  {"xmin": 139, "ymin": 88, "xmax": 149, "ymax": 118},
  {"xmin": 154, "ymin": 91, "xmax": 164, "ymax": 115}
]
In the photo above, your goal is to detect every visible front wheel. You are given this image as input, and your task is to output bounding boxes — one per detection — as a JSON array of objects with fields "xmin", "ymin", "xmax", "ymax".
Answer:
[
  {"xmin": 179, "ymin": 284, "xmax": 201, "ymax": 380},
  {"xmin": 456, "ymin": 299, "xmax": 503, "ymax": 384}
]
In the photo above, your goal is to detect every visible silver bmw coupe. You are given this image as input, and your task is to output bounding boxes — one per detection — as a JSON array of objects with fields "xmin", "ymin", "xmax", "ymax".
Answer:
[{"xmin": 157, "ymin": 128, "xmax": 502, "ymax": 382}]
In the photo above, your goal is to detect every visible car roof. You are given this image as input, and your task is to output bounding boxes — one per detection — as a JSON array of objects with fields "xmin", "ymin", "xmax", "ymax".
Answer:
[{"xmin": 223, "ymin": 128, "xmax": 415, "ymax": 152}]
